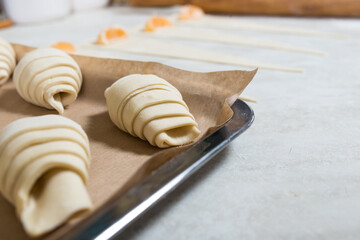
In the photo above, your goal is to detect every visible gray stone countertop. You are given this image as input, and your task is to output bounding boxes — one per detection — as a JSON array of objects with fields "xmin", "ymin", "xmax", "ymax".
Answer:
[{"xmin": 1, "ymin": 6, "xmax": 359, "ymax": 240}]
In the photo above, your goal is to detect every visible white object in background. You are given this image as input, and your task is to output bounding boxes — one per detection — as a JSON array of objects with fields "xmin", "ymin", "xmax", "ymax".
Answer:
[
  {"xmin": 2, "ymin": 0, "xmax": 71, "ymax": 24},
  {"xmin": 72, "ymin": 0, "xmax": 109, "ymax": 11}
]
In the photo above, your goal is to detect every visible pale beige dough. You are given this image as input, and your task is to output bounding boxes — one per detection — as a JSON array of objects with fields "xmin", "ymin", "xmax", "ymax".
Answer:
[
  {"xmin": 105, "ymin": 74, "xmax": 200, "ymax": 148},
  {"xmin": 78, "ymin": 38, "xmax": 303, "ymax": 73},
  {"xmin": 13, "ymin": 48, "xmax": 82, "ymax": 114},
  {"xmin": 133, "ymin": 103, "xmax": 193, "ymax": 140},
  {"xmin": 131, "ymin": 26, "xmax": 325, "ymax": 56},
  {"xmin": 144, "ymin": 116, "xmax": 198, "ymax": 148},
  {"xmin": 0, "ymin": 115, "xmax": 92, "ymax": 237},
  {"xmin": 174, "ymin": 15, "xmax": 347, "ymax": 39},
  {"xmin": 121, "ymin": 89, "xmax": 189, "ymax": 136},
  {"xmin": 119, "ymin": 84, "xmax": 183, "ymax": 135},
  {"xmin": 0, "ymin": 37, "xmax": 16, "ymax": 86}
]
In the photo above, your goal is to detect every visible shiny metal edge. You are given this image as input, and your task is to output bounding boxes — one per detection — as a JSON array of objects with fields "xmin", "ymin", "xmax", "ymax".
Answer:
[{"xmin": 61, "ymin": 99, "xmax": 255, "ymax": 240}]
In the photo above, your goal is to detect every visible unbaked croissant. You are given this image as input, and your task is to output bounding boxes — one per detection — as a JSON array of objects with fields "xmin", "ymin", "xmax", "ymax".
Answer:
[
  {"xmin": 0, "ymin": 115, "xmax": 92, "ymax": 237},
  {"xmin": 13, "ymin": 48, "xmax": 82, "ymax": 114},
  {"xmin": 105, "ymin": 74, "xmax": 200, "ymax": 148},
  {"xmin": 0, "ymin": 37, "xmax": 16, "ymax": 86}
]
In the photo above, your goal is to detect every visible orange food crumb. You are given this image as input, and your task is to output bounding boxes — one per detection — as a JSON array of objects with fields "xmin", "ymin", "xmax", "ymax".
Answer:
[
  {"xmin": 178, "ymin": 5, "xmax": 204, "ymax": 21},
  {"xmin": 144, "ymin": 16, "xmax": 172, "ymax": 32},
  {"xmin": 97, "ymin": 26, "xmax": 127, "ymax": 45},
  {"xmin": 51, "ymin": 41, "xmax": 75, "ymax": 53}
]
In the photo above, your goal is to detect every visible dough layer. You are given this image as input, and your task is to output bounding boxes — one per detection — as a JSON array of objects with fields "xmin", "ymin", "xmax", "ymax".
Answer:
[
  {"xmin": 0, "ymin": 37, "xmax": 16, "ymax": 86},
  {"xmin": 0, "ymin": 115, "xmax": 92, "ymax": 237},
  {"xmin": 13, "ymin": 48, "xmax": 82, "ymax": 114},
  {"xmin": 105, "ymin": 74, "xmax": 200, "ymax": 148},
  {"xmin": 79, "ymin": 38, "xmax": 303, "ymax": 73}
]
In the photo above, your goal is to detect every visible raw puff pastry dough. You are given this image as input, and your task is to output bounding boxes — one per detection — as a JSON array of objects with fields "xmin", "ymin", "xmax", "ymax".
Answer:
[
  {"xmin": 0, "ymin": 115, "xmax": 92, "ymax": 237},
  {"xmin": 13, "ymin": 48, "xmax": 82, "ymax": 114},
  {"xmin": 105, "ymin": 74, "xmax": 200, "ymax": 148},
  {"xmin": 0, "ymin": 37, "xmax": 16, "ymax": 86}
]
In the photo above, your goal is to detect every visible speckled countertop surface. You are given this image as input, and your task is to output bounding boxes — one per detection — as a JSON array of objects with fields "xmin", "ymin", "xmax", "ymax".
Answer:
[{"xmin": 1, "ymin": 6, "xmax": 360, "ymax": 240}]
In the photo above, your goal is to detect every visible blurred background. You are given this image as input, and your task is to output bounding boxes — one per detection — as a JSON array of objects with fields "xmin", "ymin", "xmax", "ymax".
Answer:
[
  {"xmin": 0, "ymin": 0, "xmax": 359, "ymax": 26},
  {"xmin": 0, "ymin": 1, "xmax": 360, "ymax": 240}
]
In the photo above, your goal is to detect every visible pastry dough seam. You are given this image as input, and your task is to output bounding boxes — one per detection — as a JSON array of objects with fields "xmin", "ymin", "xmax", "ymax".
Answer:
[
  {"xmin": 15, "ymin": 56, "xmax": 81, "ymax": 92},
  {"xmin": 6, "ymin": 151, "xmax": 89, "ymax": 201},
  {"xmin": 109, "ymin": 84, "xmax": 178, "ymax": 130},
  {"xmin": 29, "ymin": 69, "xmax": 82, "ymax": 98},
  {"xmin": 124, "ymin": 99, "xmax": 188, "ymax": 135},
  {"xmin": 18, "ymin": 62, "xmax": 81, "ymax": 99},
  {"xmin": 14, "ymin": 163, "xmax": 88, "ymax": 212},
  {"xmin": 139, "ymin": 113, "xmax": 193, "ymax": 140},
  {"xmin": 35, "ymin": 77, "xmax": 79, "ymax": 107},
  {"xmin": 0, "ymin": 125, "xmax": 88, "ymax": 150},
  {"xmin": 152, "ymin": 122, "xmax": 198, "ymax": 146},
  {"xmin": 1, "ymin": 138, "xmax": 90, "ymax": 193},
  {"xmin": 0, "ymin": 129, "xmax": 90, "ymax": 183},
  {"xmin": 119, "ymin": 87, "xmax": 180, "ymax": 132}
]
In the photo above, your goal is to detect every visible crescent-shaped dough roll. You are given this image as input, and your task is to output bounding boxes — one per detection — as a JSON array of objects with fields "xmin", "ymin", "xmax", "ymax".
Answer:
[
  {"xmin": 13, "ymin": 48, "xmax": 82, "ymax": 114},
  {"xmin": 0, "ymin": 37, "xmax": 16, "ymax": 86},
  {"xmin": 0, "ymin": 115, "xmax": 92, "ymax": 237},
  {"xmin": 105, "ymin": 74, "xmax": 200, "ymax": 148}
]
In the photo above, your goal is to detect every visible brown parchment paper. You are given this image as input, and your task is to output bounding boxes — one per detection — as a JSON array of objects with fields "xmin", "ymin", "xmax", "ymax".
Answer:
[{"xmin": 0, "ymin": 43, "xmax": 256, "ymax": 240}]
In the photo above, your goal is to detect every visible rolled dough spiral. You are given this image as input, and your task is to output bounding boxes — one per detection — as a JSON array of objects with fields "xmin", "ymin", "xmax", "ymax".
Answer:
[
  {"xmin": 0, "ymin": 115, "xmax": 92, "ymax": 237},
  {"xmin": 13, "ymin": 48, "xmax": 82, "ymax": 114},
  {"xmin": 0, "ymin": 37, "xmax": 16, "ymax": 86},
  {"xmin": 105, "ymin": 74, "xmax": 200, "ymax": 148}
]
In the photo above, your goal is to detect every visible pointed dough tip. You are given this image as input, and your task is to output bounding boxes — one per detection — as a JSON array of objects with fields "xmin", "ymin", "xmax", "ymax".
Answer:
[
  {"xmin": 48, "ymin": 94, "xmax": 65, "ymax": 114},
  {"xmin": 257, "ymin": 64, "xmax": 304, "ymax": 73},
  {"xmin": 239, "ymin": 95, "xmax": 258, "ymax": 103}
]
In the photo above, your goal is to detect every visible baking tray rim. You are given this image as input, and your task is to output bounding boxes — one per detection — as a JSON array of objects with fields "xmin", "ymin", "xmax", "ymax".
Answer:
[{"xmin": 60, "ymin": 99, "xmax": 255, "ymax": 240}]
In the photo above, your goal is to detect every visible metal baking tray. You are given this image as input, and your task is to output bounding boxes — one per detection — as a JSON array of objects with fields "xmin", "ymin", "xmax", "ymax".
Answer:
[{"xmin": 61, "ymin": 99, "xmax": 254, "ymax": 240}]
